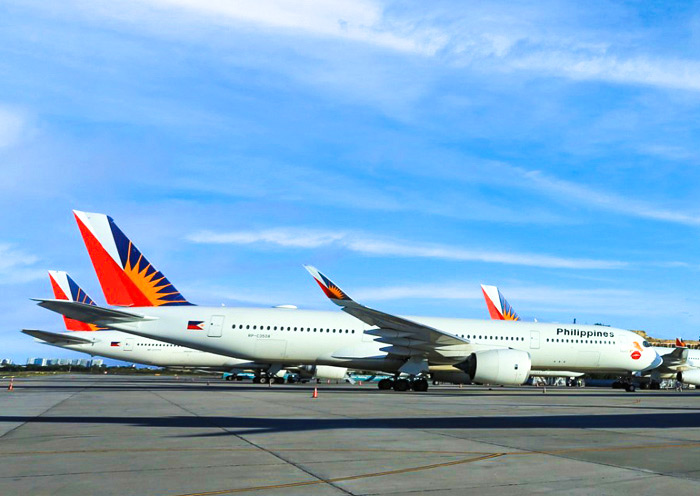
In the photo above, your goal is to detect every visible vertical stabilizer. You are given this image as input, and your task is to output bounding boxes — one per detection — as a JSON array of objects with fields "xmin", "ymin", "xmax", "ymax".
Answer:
[
  {"xmin": 676, "ymin": 337, "xmax": 687, "ymax": 348},
  {"xmin": 73, "ymin": 211, "xmax": 192, "ymax": 307},
  {"xmin": 48, "ymin": 270, "xmax": 101, "ymax": 331},
  {"xmin": 481, "ymin": 284, "xmax": 520, "ymax": 321}
]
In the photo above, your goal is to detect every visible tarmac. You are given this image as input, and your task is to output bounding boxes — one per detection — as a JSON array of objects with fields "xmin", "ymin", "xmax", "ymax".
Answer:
[{"xmin": 2, "ymin": 375, "xmax": 700, "ymax": 495}]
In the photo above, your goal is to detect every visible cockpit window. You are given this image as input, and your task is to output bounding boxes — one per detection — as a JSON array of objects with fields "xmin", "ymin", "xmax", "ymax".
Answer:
[{"xmin": 642, "ymin": 341, "xmax": 651, "ymax": 348}]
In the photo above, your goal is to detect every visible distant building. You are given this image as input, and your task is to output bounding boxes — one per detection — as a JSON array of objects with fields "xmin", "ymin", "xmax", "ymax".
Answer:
[
  {"xmin": 28, "ymin": 357, "xmax": 46, "ymax": 366},
  {"xmin": 0, "ymin": 358, "xmax": 12, "ymax": 366},
  {"xmin": 91, "ymin": 359, "xmax": 104, "ymax": 367}
]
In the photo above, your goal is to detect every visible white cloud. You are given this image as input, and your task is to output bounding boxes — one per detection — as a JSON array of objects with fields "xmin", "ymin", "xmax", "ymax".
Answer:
[
  {"xmin": 516, "ymin": 167, "xmax": 700, "ymax": 226},
  {"xmin": 0, "ymin": 243, "xmax": 44, "ymax": 284},
  {"xmin": 509, "ymin": 52, "xmax": 700, "ymax": 93},
  {"xmin": 47, "ymin": 1, "xmax": 700, "ymax": 98},
  {"xmin": 187, "ymin": 227, "xmax": 626, "ymax": 270},
  {"xmin": 70, "ymin": 0, "xmax": 446, "ymax": 55},
  {"xmin": 0, "ymin": 106, "xmax": 28, "ymax": 149}
]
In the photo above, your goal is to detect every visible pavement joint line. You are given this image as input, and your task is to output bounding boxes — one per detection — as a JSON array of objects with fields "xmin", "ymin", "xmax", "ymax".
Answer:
[
  {"xmin": 0, "ymin": 447, "xmax": 495, "ymax": 456},
  {"xmin": 6, "ymin": 440, "xmax": 700, "ymax": 458},
  {"xmin": 149, "ymin": 389, "xmax": 355, "ymax": 496},
  {"xmin": 0, "ymin": 461, "xmax": 291, "ymax": 480},
  {"xmin": 0, "ymin": 379, "xmax": 96, "ymax": 441},
  {"xmin": 163, "ymin": 441, "xmax": 700, "ymax": 496},
  {"xmin": 162, "ymin": 453, "xmax": 504, "ymax": 496}
]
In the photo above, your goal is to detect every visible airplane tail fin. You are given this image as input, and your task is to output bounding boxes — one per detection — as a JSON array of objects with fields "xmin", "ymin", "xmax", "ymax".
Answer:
[
  {"xmin": 481, "ymin": 284, "xmax": 519, "ymax": 321},
  {"xmin": 48, "ymin": 270, "xmax": 102, "ymax": 331},
  {"xmin": 73, "ymin": 210, "xmax": 192, "ymax": 307},
  {"xmin": 676, "ymin": 337, "xmax": 687, "ymax": 348}
]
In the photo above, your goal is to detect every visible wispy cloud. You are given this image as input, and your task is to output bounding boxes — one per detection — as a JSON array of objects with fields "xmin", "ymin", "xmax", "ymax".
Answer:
[
  {"xmin": 508, "ymin": 52, "xmax": 700, "ymax": 93},
  {"xmin": 514, "ymin": 167, "xmax": 700, "ymax": 226},
  {"xmin": 353, "ymin": 282, "xmax": 697, "ymax": 321},
  {"xmin": 187, "ymin": 227, "xmax": 626, "ymax": 270},
  {"xmin": 62, "ymin": 0, "xmax": 700, "ymax": 94},
  {"xmin": 69, "ymin": 0, "xmax": 446, "ymax": 55},
  {"xmin": 0, "ymin": 243, "xmax": 43, "ymax": 284},
  {"xmin": 0, "ymin": 106, "xmax": 29, "ymax": 149}
]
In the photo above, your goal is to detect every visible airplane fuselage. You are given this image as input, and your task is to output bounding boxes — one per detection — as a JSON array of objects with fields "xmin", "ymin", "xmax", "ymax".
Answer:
[
  {"xmin": 37, "ymin": 329, "xmax": 264, "ymax": 370},
  {"xmin": 108, "ymin": 306, "xmax": 658, "ymax": 375}
]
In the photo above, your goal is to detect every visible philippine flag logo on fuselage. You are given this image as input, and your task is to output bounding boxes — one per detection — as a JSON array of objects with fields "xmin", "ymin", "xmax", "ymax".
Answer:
[
  {"xmin": 110, "ymin": 341, "xmax": 120, "ymax": 347},
  {"xmin": 187, "ymin": 320, "xmax": 205, "ymax": 330}
]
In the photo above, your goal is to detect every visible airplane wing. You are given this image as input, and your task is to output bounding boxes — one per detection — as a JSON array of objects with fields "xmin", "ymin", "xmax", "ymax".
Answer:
[
  {"xmin": 32, "ymin": 299, "xmax": 150, "ymax": 326},
  {"xmin": 661, "ymin": 346, "xmax": 689, "ymax": 367},
  {"xmin": 304, "ymin": 266, "xmax": 470, "ymax": 366},
  {"xmin": 22, "ymin": 329, "xmax": 94, "ymax": 345}
]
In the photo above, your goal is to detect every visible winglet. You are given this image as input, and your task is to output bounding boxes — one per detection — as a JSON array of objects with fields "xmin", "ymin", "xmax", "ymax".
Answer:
[
  {"xmin": 303, "ymin": 265, "xmax": 352, "ymax": 304},
  {"xmin": 676, "ymin": 337, "xmax": 687, "ymax": 348},
  {"xmin": 481, "ymin": 284, "xmax": 519, "ymax": 321}
]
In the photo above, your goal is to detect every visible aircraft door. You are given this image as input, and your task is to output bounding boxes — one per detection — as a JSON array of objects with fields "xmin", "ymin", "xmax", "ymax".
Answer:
[
  {"xmin": 529, "ymin": 331, "xmax": 540, "ymax": 349},
  {"xmin": 124, "ymin": 339, "xmax": 134, "ymax": 351},
  {"xmin": 208, "ymin": 315, "xmax": 224, "ymax": 337}
]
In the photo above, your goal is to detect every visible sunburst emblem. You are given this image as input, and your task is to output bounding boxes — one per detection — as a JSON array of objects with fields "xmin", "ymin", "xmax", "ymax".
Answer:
[
  {"xmin": 123, "ymin": 243, "xmax": 186, "ymax": 306},
  {"xmin": 326, "ymin": 283, "xmax": 347, "ymax": 300}
]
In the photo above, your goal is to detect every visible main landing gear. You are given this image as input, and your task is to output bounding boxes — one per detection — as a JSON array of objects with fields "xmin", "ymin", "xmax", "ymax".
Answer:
[
  {"xmin": 377, "ymin": 377, "xmax": 429, "ymax": 392},
  {"xmin": 612, "ymin": 380, "xmax": 636, "ymax": 392},
  {"xmin": 252, "ymin": 374, "xmax": 285, "ymax": 384}
]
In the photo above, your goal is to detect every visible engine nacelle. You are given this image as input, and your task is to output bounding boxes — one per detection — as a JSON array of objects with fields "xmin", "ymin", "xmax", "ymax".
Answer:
[
  {"xmin": 457, "ymin": 349, "xmax": 531, "ymax": 385},
  {"xmin": 299, "ymin": 365, "xmax": 348, "ymax": 381},
  {"xmin": 679, "ymin": 369, "xmax": 700, "ymax": 386}
]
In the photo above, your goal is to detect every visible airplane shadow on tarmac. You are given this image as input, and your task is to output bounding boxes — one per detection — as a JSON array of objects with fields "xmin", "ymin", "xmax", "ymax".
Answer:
[{"xmin": 3, "ymin": 412, "xmax": 700, "ymax": 436}]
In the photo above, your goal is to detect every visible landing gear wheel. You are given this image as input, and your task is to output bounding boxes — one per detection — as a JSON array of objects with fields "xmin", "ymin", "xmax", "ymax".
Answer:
[
  {"xmin": 252, "ymin": 377, "xmax": 261, "ymax": 384},
  {"xmin": 393, "ymin": 379, "xmax": 410, "ymax": 391},
  {"xmin": 258, "ymin": 376, "xmax": 269, "ymax": 384},
  {"xmin": 273, "ymin": 377, "xmax": 285, "ymax": 384},
  {"xmin": 412, "ymin": 378, "xmax": 429, "ymax": 392},
  {"xmin": 225, "ymin": 375, "xmax": 234, "ymax": 381},
  {"xmin": 625, "ymin": 384, "xmax": 636, "ymax": 392},
  {"xmin": 377, "ymin": 378, "xmax": 393, "ymax": 390}
]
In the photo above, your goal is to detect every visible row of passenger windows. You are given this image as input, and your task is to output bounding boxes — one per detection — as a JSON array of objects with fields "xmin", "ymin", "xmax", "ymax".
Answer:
[
  {"xmin": 458, "ymin": 334, "xmax": 525, "ymax": 341},
  {"xmin": 233, "ymin": 324, "xmax": 356, "ymax": 334},
  {"xmin": 137, "ymin": 343, "xmax": 181, "ymax": 348},
  {"xmin": 546, "ymin": 338, "xmax": 614, "ymax": 345}
]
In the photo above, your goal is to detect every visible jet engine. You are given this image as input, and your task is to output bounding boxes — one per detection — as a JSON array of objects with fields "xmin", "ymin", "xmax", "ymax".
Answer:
[
  {"xmin": 456, "ymin": 349, "xmax": 531, "ymax": 385},
  {"xmin": 299, "ymin": 365, "xmax": 348, "ymax": 381},
  {"xmin": 679, "ymin": 369, "xmax": 700, "ymax": 386}
]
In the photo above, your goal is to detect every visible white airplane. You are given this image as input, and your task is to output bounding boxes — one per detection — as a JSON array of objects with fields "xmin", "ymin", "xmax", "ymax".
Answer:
[
  {"xmin": 481, "ymin": 284, "xmax": 700, "ymax": 390},
  {"xmin": 644, "ymin": 338, "xmax": 700, "ymax": 389},
  {"xmin": 25, "ymin": 271, "xmax": 347, "ymax": 383},
  {"xmin": 34, "ymin": 211, "xmax": 661, "ymax": 392}
]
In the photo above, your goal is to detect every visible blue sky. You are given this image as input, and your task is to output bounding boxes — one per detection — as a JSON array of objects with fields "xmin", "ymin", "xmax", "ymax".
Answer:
[{"xmin": 2, "ymin": 1, "xmax": 700, "ymax": 363}]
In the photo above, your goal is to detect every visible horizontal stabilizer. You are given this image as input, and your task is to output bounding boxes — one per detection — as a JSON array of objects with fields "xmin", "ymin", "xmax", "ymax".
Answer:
[
  {"xmin": 22, "ymin": 329, "xmax": 94, "ymax": 345},
  {"xmin": 32, "ymin": 299, "xmax": 149, "ymax": 326}
]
